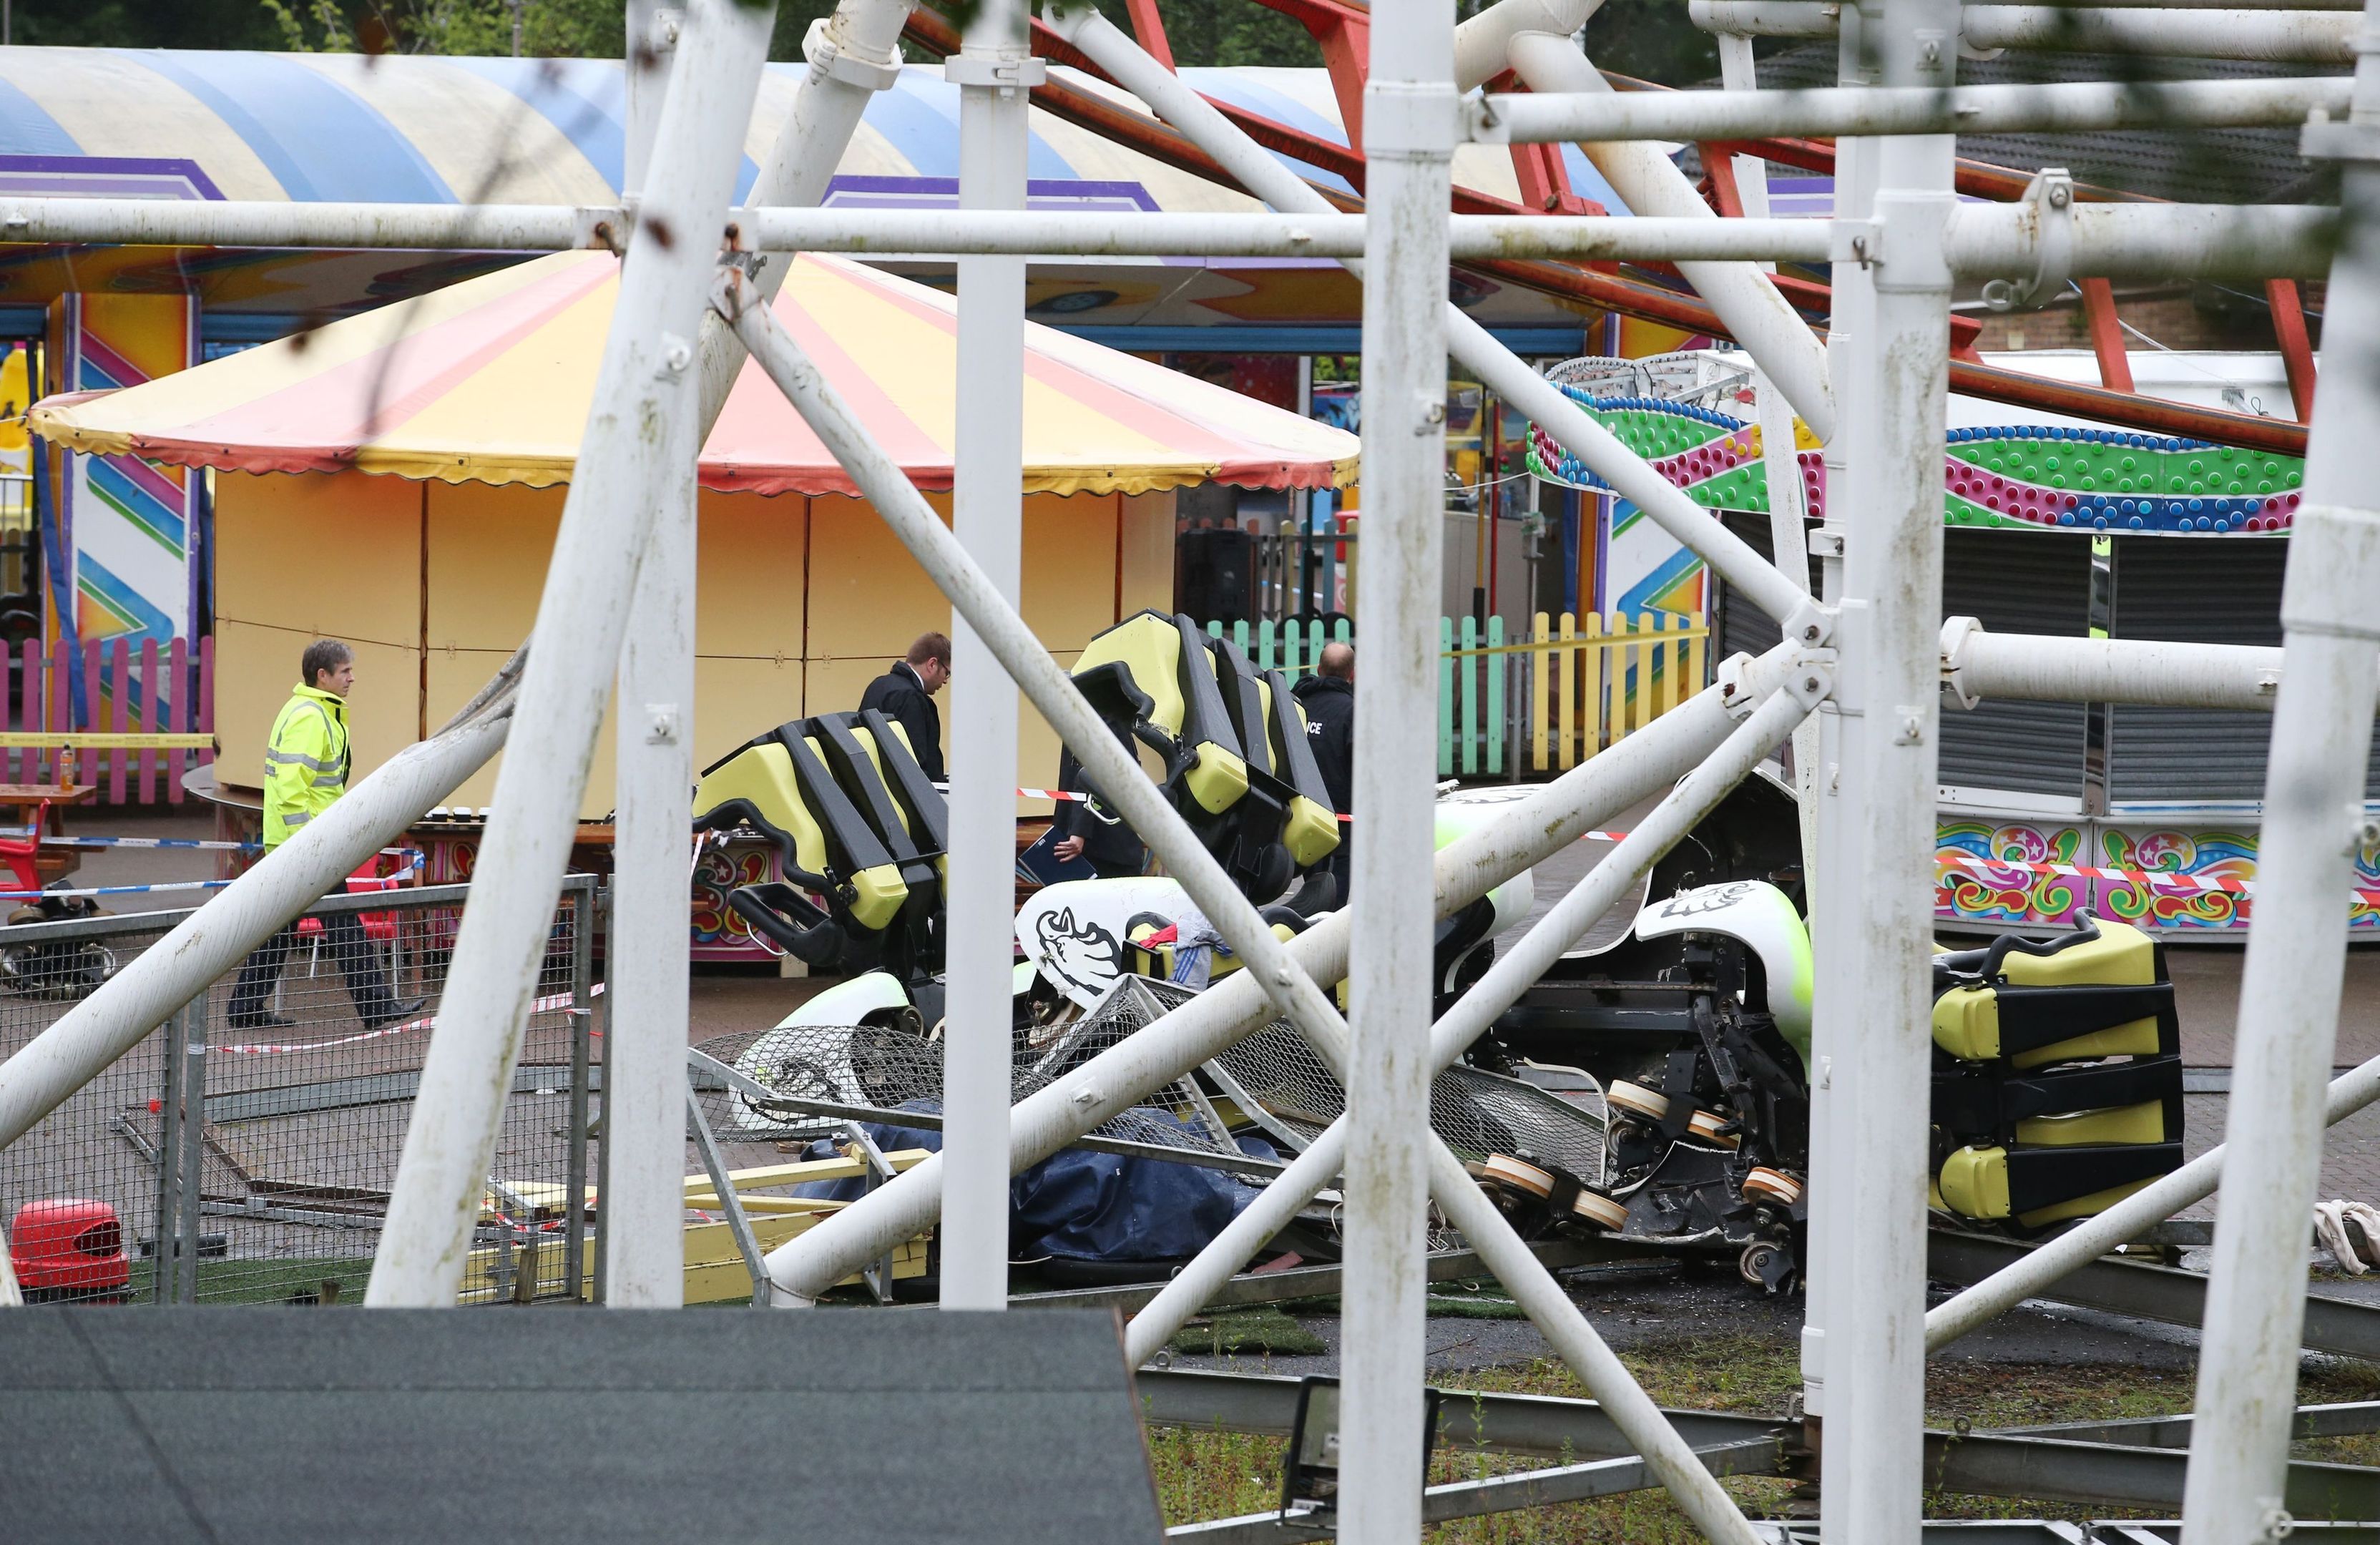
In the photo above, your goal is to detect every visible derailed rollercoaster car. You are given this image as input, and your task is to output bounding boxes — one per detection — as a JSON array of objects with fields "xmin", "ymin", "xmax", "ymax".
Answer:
[
  {"xmin": 1478, "ymin": 770, "xmax": 2183, "ymax": 1290},
  {"xmin": 690, "ymin": 611, "xmax": 2183, "ymax": 1293}
]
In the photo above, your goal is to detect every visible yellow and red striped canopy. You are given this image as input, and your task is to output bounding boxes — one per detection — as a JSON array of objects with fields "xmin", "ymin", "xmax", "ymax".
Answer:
[{"xmin": 31, "ymin": 250, "xmax": 1357, "ymax": 497}]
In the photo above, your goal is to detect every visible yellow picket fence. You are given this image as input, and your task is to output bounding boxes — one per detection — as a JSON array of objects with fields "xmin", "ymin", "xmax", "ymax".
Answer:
[{"xmin": 1525, "ymin": 610, "xmax": 1708, "ymax": 772}]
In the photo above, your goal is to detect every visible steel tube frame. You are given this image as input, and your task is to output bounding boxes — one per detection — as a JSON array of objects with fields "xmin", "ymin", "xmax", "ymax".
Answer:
[
  {"xmin": 720, "ymin": 286, "xmax": 1759, "ymax": 1518},
  {"xmin": 368, "ymin": 0, "xmax": 775, "ymax": 1306},
  {"xmin": 1340, "ymin": 0, "xmax": 1460, "ymax": 1522},
  {"xmin": 605, "ymin": 0, "xmax": 697, "ymax": 1309},
  {"xmin": 1120, "ymin": 681, "xmax": 1816, "ymax": 1364},
  {"xmin": 1040, "ymin": 3, "xmax": 1823, "ymax": 640},
  {"xmin": 1815, "ymin": 2, "xmax": 1958, "ymax": 1536},
  {"xmin": 1503, "ymin": 29, "xmax": 1837, "ymax": 442},
  {"xmin": 1487, "ymin": 74, "xmax": 2354, "ymax": 144},
  {"xmin": 720, "ymin": 290, "xmax": 1743, "ymax": 1514},
  {"xmin": 940, "ymin": 0, "xmax": 1032, "ymax": 1310},
  {"xmin": 0, "ymin": 200, "xmax": 2341, "ymax": 280},
  {"xmin": 2182, "ymin": 15, "xmax": 2380, "ymax": 1527},
  {"xmin": 1944, "ymin": 622, "xmax": 2293, "ymax": 712}
]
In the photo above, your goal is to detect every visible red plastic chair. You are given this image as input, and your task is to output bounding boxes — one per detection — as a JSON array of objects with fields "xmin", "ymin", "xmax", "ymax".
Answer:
[
  {"xmin": 0, "ymin": 805, "xmax": 43, "ymax": 897},
  {"xmin": 285, "ymin": 855, "xmax": 411, "ymax": 1009}
]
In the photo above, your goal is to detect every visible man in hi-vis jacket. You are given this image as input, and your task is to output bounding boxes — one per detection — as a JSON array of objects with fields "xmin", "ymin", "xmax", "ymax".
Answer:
[{"xmin": 227, "ymin": 638, "xmax": 423, "ymax": 1033}]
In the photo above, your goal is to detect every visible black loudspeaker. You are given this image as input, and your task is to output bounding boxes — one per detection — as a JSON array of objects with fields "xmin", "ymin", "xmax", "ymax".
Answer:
[{"xmin": 1176, "ymin": 526, "xmax": 1255, "ymax": 622}]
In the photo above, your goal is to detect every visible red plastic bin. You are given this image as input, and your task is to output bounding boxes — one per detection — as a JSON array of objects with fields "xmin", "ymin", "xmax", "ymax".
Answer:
[{"xmin": 9, "ymin": 1198, "xmax": 129, "ymax": 1303}]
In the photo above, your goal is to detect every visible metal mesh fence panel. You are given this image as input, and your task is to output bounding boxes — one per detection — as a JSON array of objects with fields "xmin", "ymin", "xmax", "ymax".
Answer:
[
  {"xmin": 697, "ymin": 976, "xmax": 1248, "ymax": 1162},
  {"xmin": 700, "ymin": 974, "xmax": 1605, "ymax": 1182},
  {"xmin": 0, "ymin": 879, "xmax": 597, "ymax": 1307}
]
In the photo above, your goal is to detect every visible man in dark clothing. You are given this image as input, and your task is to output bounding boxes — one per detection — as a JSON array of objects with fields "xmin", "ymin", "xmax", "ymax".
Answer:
[
  {"xmin": 1291, "ymin": 641, "xmax": 1355, "ymax": 903},
  {"xmin": 858, "ymin": 632, "xmax": 951, "ymax": 781},
  {"xmin": 1051, "ymin": 722, "xmax": 1149, "ymax": 880}
]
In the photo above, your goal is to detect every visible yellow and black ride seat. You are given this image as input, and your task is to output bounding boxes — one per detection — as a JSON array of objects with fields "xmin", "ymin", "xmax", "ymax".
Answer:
[
  {"xmin": 691, "ymin": 712, "xmax": 946, "ymax": 978},
  {"xmin": 1069, "ymin": 609, "xmax": 1339, "ymax": 901},
  {"xmin": 1202, "ymin": 632, "xmax": 1343, "ymax": 900},
  {"xmin": 1926, "ymin": 913, "xmax": 2183, "ymax": 1231}
]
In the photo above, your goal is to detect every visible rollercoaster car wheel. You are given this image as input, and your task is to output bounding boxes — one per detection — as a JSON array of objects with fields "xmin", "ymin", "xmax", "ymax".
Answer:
[
  {"xmin": 1569, "ymin": 1189, "xmax": 1630, "ymax": 1232},
  {"xmin": 1743, "ymin": 1167, "xmax": 1805, "ymax": 1208},
  {"xmin": 1605, "ymin": 1080, "xmax": 1671, "ymax": 1122},
  {"xmin": 1739, "ymin": 1241, "xmax": 1783, "ymax": 1288},
  {"xmin": 1686, "ymin": 1109, "xmax": 1740, "ymax": 1149},
  {"xmin": 1480, "ymin": 1153, "xmax": 1555, "ymax": 1200}
]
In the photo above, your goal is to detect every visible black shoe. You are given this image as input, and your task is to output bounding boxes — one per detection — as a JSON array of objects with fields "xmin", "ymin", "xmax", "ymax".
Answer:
[
  {"xmin": 226, "ymin": 1011, "xmax": 295, "ymax": 1032},
  {"xmin": 363, "ymin": 996, "xmax": 427, "ymax": 1031}
]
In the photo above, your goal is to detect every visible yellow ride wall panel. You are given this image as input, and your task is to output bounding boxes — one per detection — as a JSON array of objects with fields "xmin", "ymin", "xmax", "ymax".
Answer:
[
  {"xmin": 216, "ymin": 621, "xmax": 419, "ymax": 789},
  {"xmin": 426, "ymin": 479, "xmax": 562, "ymax": 652},
  {"xmin": 210, "ymin": 471, "xmax": 1175, "ymax": 813},
  {"xmin": 215, "ymin": 470, "xmax": 421, "ymax": 652},
  {"xmin": 806, "ymin": 491, "xmax": 954, "ymax": 663},
  {"xmin": 1119, "ymin": 490, "xmax": 1176, "ymax": 617},
  {"xmin": 695, "ymin": 489, "xmax": 808, "ymax": 660},
  {"xmin": 426, "ymin": 647, "xmax": 620, "ymax": 816},
  {"xmin": 1023, "ymin": 491, "xmax": 1120, "ymax": 650},
  {"xmin": 695, "ymin": 656, "xmax": 807, "ymax": 772}
]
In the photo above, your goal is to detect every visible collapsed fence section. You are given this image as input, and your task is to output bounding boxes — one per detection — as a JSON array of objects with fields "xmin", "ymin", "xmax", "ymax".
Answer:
[{"xmin": 0, "ymin": 877, "xmax": 597, "ymax": 1306}]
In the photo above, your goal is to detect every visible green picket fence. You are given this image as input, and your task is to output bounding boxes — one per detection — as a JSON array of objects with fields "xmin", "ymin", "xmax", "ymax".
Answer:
[
  {"xmin": 1202, "ymin": 616, "xmax": 1355, "ymax": 675},
  {"xmin": 1205, "ymin": 611, "xmax": 1708, "ymax": 779}
]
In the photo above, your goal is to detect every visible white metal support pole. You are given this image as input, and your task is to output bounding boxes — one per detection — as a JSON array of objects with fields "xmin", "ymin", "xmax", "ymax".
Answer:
[
  {"xmin": 940, "ymin": 0, "xmax": 1038, "ymax": 1312},
  {"xmin": 369, "ymin": 0, "xmax": 773, "ymax": 1307},
  {"xmin": 2183, "ymin": 14, "xmax": 2380, "ymax": 1534},
  {"xmin": 1751, "ymin": 362, "xmax": 1819, "ymax": 892},
  {"xmin": 1715, "ymin": 31, "xmax": 1776, "ymax": 220},
  {"xmin": 1816, "ymin": 1, "xmax": 1956, "ymax": 1536},
  {"xmin": 1341, "ymin": 0, "xmax": 1457, "ymax": 1529},
  {"xmin": 1798, "ymin": 0, "xmax": 1879, "ymax": 1440},
  {"xmin": 606, "ymin": 0, "xmax": 695, "ymax": 1310}
]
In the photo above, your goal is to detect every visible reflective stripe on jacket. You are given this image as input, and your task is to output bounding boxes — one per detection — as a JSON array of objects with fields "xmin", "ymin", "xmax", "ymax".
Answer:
[{"xmin": 263, "ymin": 685, "xmax": 350, "ymax": 849}]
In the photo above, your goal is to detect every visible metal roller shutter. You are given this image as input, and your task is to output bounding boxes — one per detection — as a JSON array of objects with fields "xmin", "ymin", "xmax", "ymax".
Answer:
[
  {"xmin": 2107, "ymin": 539, "xmax": 2380, "ymax": 803},
  {"xmin": 1711, "ymin": 519, "xmax": 2092, "ymax": 800},
  {"xmin": 1711, "ymin": 511, "xmax": 1818, "ymax": 665},
  {"xmin": 1937, "ymin": 529, "xmax": 2093, "ymax": 802}
]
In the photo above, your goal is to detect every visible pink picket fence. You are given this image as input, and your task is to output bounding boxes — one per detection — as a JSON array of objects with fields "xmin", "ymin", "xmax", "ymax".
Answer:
[{"xmin": 3, "ymin": 636, "xmax": 215, "ymax": 805}]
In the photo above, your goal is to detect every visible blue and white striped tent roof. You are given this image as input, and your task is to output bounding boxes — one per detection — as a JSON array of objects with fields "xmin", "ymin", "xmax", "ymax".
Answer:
[{"xmin": 0, "ymin": 48, "xmax": 1630, "ymax": 215}]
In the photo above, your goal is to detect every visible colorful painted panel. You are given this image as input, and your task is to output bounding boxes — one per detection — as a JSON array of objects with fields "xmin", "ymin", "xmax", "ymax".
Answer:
[
  {"xmin": 1526, "ymin": 388, "xmax": 2308, "ymax": 537},
  {"xmin": 1935, "ymin": 819, "xmax": 2380, "ymax": 935},
  {"xmin": 47, "ymin": 292, "xmax": 198, "ymax": 722}
]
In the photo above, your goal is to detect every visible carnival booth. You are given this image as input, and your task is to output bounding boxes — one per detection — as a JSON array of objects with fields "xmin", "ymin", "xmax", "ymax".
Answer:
[
  {"xmin": 30, "ymin": 250, "xmax": 1356, "ymax": 951},
  {"xmin": 1526, "ymin": 350, "xmax": 2380, "ymax": 938}
]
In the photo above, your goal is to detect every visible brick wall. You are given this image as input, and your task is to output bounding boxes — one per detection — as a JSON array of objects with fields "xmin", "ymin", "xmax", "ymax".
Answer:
[{"xmin": 1967, "ymin": 282, "xmax": 2325, "ymax": 355}]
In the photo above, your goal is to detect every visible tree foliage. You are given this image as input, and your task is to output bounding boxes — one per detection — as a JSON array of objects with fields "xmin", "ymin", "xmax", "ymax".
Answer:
[{"xmin": 18, "ymin": 0, "xmax": 1710, "ymax": 85}]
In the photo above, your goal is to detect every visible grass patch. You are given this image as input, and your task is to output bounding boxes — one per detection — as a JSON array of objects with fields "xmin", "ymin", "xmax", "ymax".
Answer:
[
  {"xmin": 1172, "ymin": 1305, "xmax": 1329, "ymax": 1358},
  {"xmin": 1147, "ymin": 1326, "xmax": 2380, "ymax": 1539}
]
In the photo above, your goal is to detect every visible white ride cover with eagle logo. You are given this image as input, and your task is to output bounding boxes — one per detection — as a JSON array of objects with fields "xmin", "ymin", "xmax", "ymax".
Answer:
[{"xmin": 1014, "ymin": 877, "xmax": 1196, "ymax": 1010}]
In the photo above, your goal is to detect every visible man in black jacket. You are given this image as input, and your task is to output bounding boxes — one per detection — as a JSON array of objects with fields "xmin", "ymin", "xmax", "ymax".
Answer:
[
  {"xmin": 1291, "ymin": 641, "xmax": 1354, "ymax": 903},
  {"xmin": 1051, "ymin": 721, "xmax": 1148, "ymax": 879},
  {"xmin": 858, "ymin": 632, "xmax": 951, "ymax": 780}
]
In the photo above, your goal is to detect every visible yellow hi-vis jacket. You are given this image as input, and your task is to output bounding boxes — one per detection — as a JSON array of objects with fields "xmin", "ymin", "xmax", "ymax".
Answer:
[{"xmin": 263, "ymin": 684, "xmax": 350, "ymax": 849}]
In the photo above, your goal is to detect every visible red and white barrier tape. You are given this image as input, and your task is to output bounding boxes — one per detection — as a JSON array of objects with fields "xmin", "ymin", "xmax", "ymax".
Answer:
[
  {"xmin": 1016, "ymin": 786, "xmax": 1361, "ymax": 823},
  {"xmin": 216, "ymin": 981, "xmax": 602, "ymax": 1055}
]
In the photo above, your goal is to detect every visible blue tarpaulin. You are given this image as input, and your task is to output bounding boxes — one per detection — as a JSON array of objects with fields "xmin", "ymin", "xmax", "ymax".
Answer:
[{"xmin": 798, "ymin": 1104, "xmax": 1278, "ymax": 1263}]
